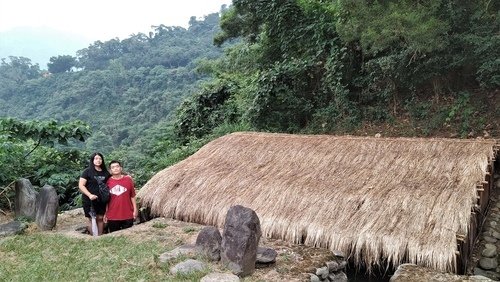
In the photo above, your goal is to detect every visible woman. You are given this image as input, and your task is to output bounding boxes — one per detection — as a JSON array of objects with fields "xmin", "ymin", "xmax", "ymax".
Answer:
[{"xmin": 79, "ymin": 152, "xmax": 110, "ymax": 235}]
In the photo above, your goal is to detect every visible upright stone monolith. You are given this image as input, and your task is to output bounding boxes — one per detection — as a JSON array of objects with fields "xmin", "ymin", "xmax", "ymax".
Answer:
[
  {"xmin": 220, "ymin": 205, "xmax": 261, "ymax": 277},
  {"xmin": 14, "ymin": 178, "xmax": 38, "ymax": 219},
  {"xmin": 35, "ymin": 185, "xmax": 59, "ymax": 230}
]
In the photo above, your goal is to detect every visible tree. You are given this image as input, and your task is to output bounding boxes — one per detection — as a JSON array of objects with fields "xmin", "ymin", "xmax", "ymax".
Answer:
[
  {"xmin": 47, "ymin": 55, "xmax": 77, "ymax": 73},
  {"xmin": 0, "ymin": 56, "xmax": 40, "ymax": 84}
]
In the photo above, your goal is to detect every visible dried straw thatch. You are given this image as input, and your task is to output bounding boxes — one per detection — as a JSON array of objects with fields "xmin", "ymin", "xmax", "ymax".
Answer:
[{"xmin": 138, "ymin": 132, "xmax": 498, "ymax": 272}]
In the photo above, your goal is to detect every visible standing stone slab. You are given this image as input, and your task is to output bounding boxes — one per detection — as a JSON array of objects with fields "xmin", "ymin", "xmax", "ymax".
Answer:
[
  {"xmin": 196, "ymin": 226, "xmax": 222, "ymax": 261},
  {"xmin": 14, "ymin": 178, "xmax": 38, "ymax": 219},
  {"xmin": 221, "ymin": 205, "xmax": 261, "ymax": 277},
  {"xmin": 35, "ymin": 185, "xmax": 59, "ymax": 230}
]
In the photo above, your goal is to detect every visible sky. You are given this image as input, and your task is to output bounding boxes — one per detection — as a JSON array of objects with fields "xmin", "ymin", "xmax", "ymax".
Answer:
[{"xmin": 0, "ymin": 0, "xmax": 232, "ymax": 42}]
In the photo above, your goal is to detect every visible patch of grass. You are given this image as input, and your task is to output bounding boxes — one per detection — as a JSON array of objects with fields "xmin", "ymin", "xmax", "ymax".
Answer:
[
  {"xmin": 182, "ymin": 226, "xmax": 197, "ymax": 234},
  {"xmin": 14, "ymin": 215, "xmax": 33, "ymax": 223},
  {"xmin": 174, "ymin": 268, "xmax": 211, "ymax": 281},
  {"xmin": 280, "ymin": 252, "xmax": 291, "ymax": 262},
  {"xmin": 0, "ymin": 233, "xmax": 203, "ymax": 281},
  {"xmin": 152, "ymin": 222, "xmax": 167, "ymax": 229}
]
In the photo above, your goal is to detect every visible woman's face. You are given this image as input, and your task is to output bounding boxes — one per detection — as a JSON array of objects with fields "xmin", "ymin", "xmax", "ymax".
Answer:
[{"xmin": 93, "ymin": 155, "xmax": 103, "ymax": 167}]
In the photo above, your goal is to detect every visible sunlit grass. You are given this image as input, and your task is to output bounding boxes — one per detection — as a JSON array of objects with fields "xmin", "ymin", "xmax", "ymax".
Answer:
[{"xmin": 0, "ymin": 233, "xmax": 210, "ymax": 281}]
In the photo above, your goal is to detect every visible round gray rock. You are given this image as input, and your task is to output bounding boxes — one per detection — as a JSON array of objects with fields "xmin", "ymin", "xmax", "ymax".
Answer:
[
  {"xmin": 256, "ymin": 247, "xmax": 277, "ymax": 264},
  {"xmin": 328, "ymin": 271, "xmax": 348, "ymax": 282},
  {"xmin": 485, "ymin": 243, "xmax": 496, "ymax": 250},
  {"xmin": 481, "ymin": 247, "xmax": 497, "ymax": 258},
  {"xmin": 484, "ymin": 236, "xmax": 497, "ymax": 243},
  {"xmin": 159, "ymin": 244, "xmax": 197, "ymax": 264},
  {"xmin": 474, "ymin": 267, "xmax": 488, "ymax": 277},
  {"xmin": 316, "ymin": 266, "xmax": 329, "ymax": 279},
  {"xmin": 479, "ymin": 257, "xmax": 498, "ymax": 270},
  {"xmin": 310, "ymin": 274, "xmax": 321, "ymax": 282},
  {"xmin": 492, "ymin": 231, "xmax": 500, "ymax": 240},
  {"xmin": 326, "ymin": 261, "xmax": 340, "ymax": 272},
  {"xmin": 170, "ymin": 259, "xmax": 206, "ymax": 275}
]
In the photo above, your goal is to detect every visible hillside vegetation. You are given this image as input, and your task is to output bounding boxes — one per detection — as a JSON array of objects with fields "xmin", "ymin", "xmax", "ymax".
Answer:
[{"xmin": 0, "ymin": 0, "xmax": 498, "ymax": 211}]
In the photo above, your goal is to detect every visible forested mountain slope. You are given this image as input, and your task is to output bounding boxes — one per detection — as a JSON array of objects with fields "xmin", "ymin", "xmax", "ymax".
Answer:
[{"xmin": 0, "ymin": 12, "xmax": 226, "ymax": 154}]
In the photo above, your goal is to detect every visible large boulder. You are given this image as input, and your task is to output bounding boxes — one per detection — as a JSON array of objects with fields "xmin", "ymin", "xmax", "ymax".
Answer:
[
  {"xmin": 14, "ymin": 178, "xmax": 38, "ymax": 219},
  {"xmin": 220, "ymin": 205, "xmax": 261, "ymax": 277},
  {"xmin": 196, "ymin": 226, "xmax": 222, "ymax": 261},
  {"xmin": 35, "ymin": 185, "xmax": 59, "ymax": 230}
]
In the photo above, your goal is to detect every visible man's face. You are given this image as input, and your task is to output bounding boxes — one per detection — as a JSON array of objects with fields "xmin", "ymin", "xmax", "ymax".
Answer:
[{"xmin": 110, "ymin": 163, "xmax": 122, "ymax": 175}]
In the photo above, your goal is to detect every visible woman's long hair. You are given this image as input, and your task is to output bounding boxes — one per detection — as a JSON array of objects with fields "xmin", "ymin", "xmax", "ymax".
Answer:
[{"xmin": 88, "ymin": 152, "xmax": 107, "ymax": 172}]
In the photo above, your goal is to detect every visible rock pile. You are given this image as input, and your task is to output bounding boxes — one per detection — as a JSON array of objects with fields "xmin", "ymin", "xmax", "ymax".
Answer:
[
  {"xmin": 473, "ymin": 174, "xmax": 500, "ymax": 280},
  {"xmin": 309, "ymin": 251, "xmax": 348, "ymax": 282},
  {"xmin": 159, "ymin": 205, "xmax": 277, "ymax": 280}
]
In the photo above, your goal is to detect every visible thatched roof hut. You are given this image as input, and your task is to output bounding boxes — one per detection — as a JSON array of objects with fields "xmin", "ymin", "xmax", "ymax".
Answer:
[{"xmin": 138, "ymin": 132, "xmax": 498, "ymax": 272}]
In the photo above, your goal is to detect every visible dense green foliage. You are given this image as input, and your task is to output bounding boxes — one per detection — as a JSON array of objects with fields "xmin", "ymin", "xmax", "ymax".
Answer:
[
  {"xmin": 0, "ymin": 2, "xmax": 498, "ymax": 211},
  {"xmin": 0, "ymin": 118, "xmax": 90, "ymax": 210},
  {"xmin": 194, "ymin": 0, "xmax": 498, "ymax": 137}
]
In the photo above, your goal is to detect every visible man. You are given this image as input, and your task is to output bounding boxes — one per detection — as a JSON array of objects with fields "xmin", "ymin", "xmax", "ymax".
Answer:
[{"xmin": 104, "ymin": 160, "xmax": 138, "ymax": 232}]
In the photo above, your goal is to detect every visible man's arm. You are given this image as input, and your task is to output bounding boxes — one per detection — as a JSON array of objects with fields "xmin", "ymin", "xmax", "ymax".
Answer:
[{"xmin": 131, "ymin": 196, "xmax": 138, "ymax": 219}]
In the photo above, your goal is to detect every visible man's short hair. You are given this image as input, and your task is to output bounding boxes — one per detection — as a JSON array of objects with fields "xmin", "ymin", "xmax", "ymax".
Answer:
[{"xmin": 109, "ymin": 160, "xmax": 122, "ymax": 167}]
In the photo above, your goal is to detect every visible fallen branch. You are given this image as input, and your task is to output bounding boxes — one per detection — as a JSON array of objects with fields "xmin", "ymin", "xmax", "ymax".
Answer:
[
  {"xmin": 4, "ymin": 194, "xmax": 12, "ymax": 210},
  {"xmin": 0, "ymin": 180, "xmax": 16, "ymax": 197}
]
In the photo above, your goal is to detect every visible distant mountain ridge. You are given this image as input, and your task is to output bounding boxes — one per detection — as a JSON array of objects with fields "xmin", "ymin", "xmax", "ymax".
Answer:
[{"xmin": 0, "ymin": 27, "xmax": 91, "ymax": 69}]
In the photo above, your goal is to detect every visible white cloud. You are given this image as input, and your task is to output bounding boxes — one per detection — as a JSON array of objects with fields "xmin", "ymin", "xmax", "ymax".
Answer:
[{"xmin": 0, "ymin": 0, "xmax": 231, "ymax": 41}]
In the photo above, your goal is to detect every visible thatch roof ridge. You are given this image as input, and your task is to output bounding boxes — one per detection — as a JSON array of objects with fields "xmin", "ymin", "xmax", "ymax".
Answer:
[
  {"xmin": 138, "ymin": 131, "xmax": 498, "ymax": 272},
  {"xmin": 231, "ymin": 131, "xmax": 499, "ymax": 144}
]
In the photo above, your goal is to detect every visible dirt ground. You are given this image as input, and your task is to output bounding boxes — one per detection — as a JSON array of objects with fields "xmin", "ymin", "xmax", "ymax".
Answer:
[{"xmin": 2, "ymin": 209, "xmax": 334, "ymax": 281}]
